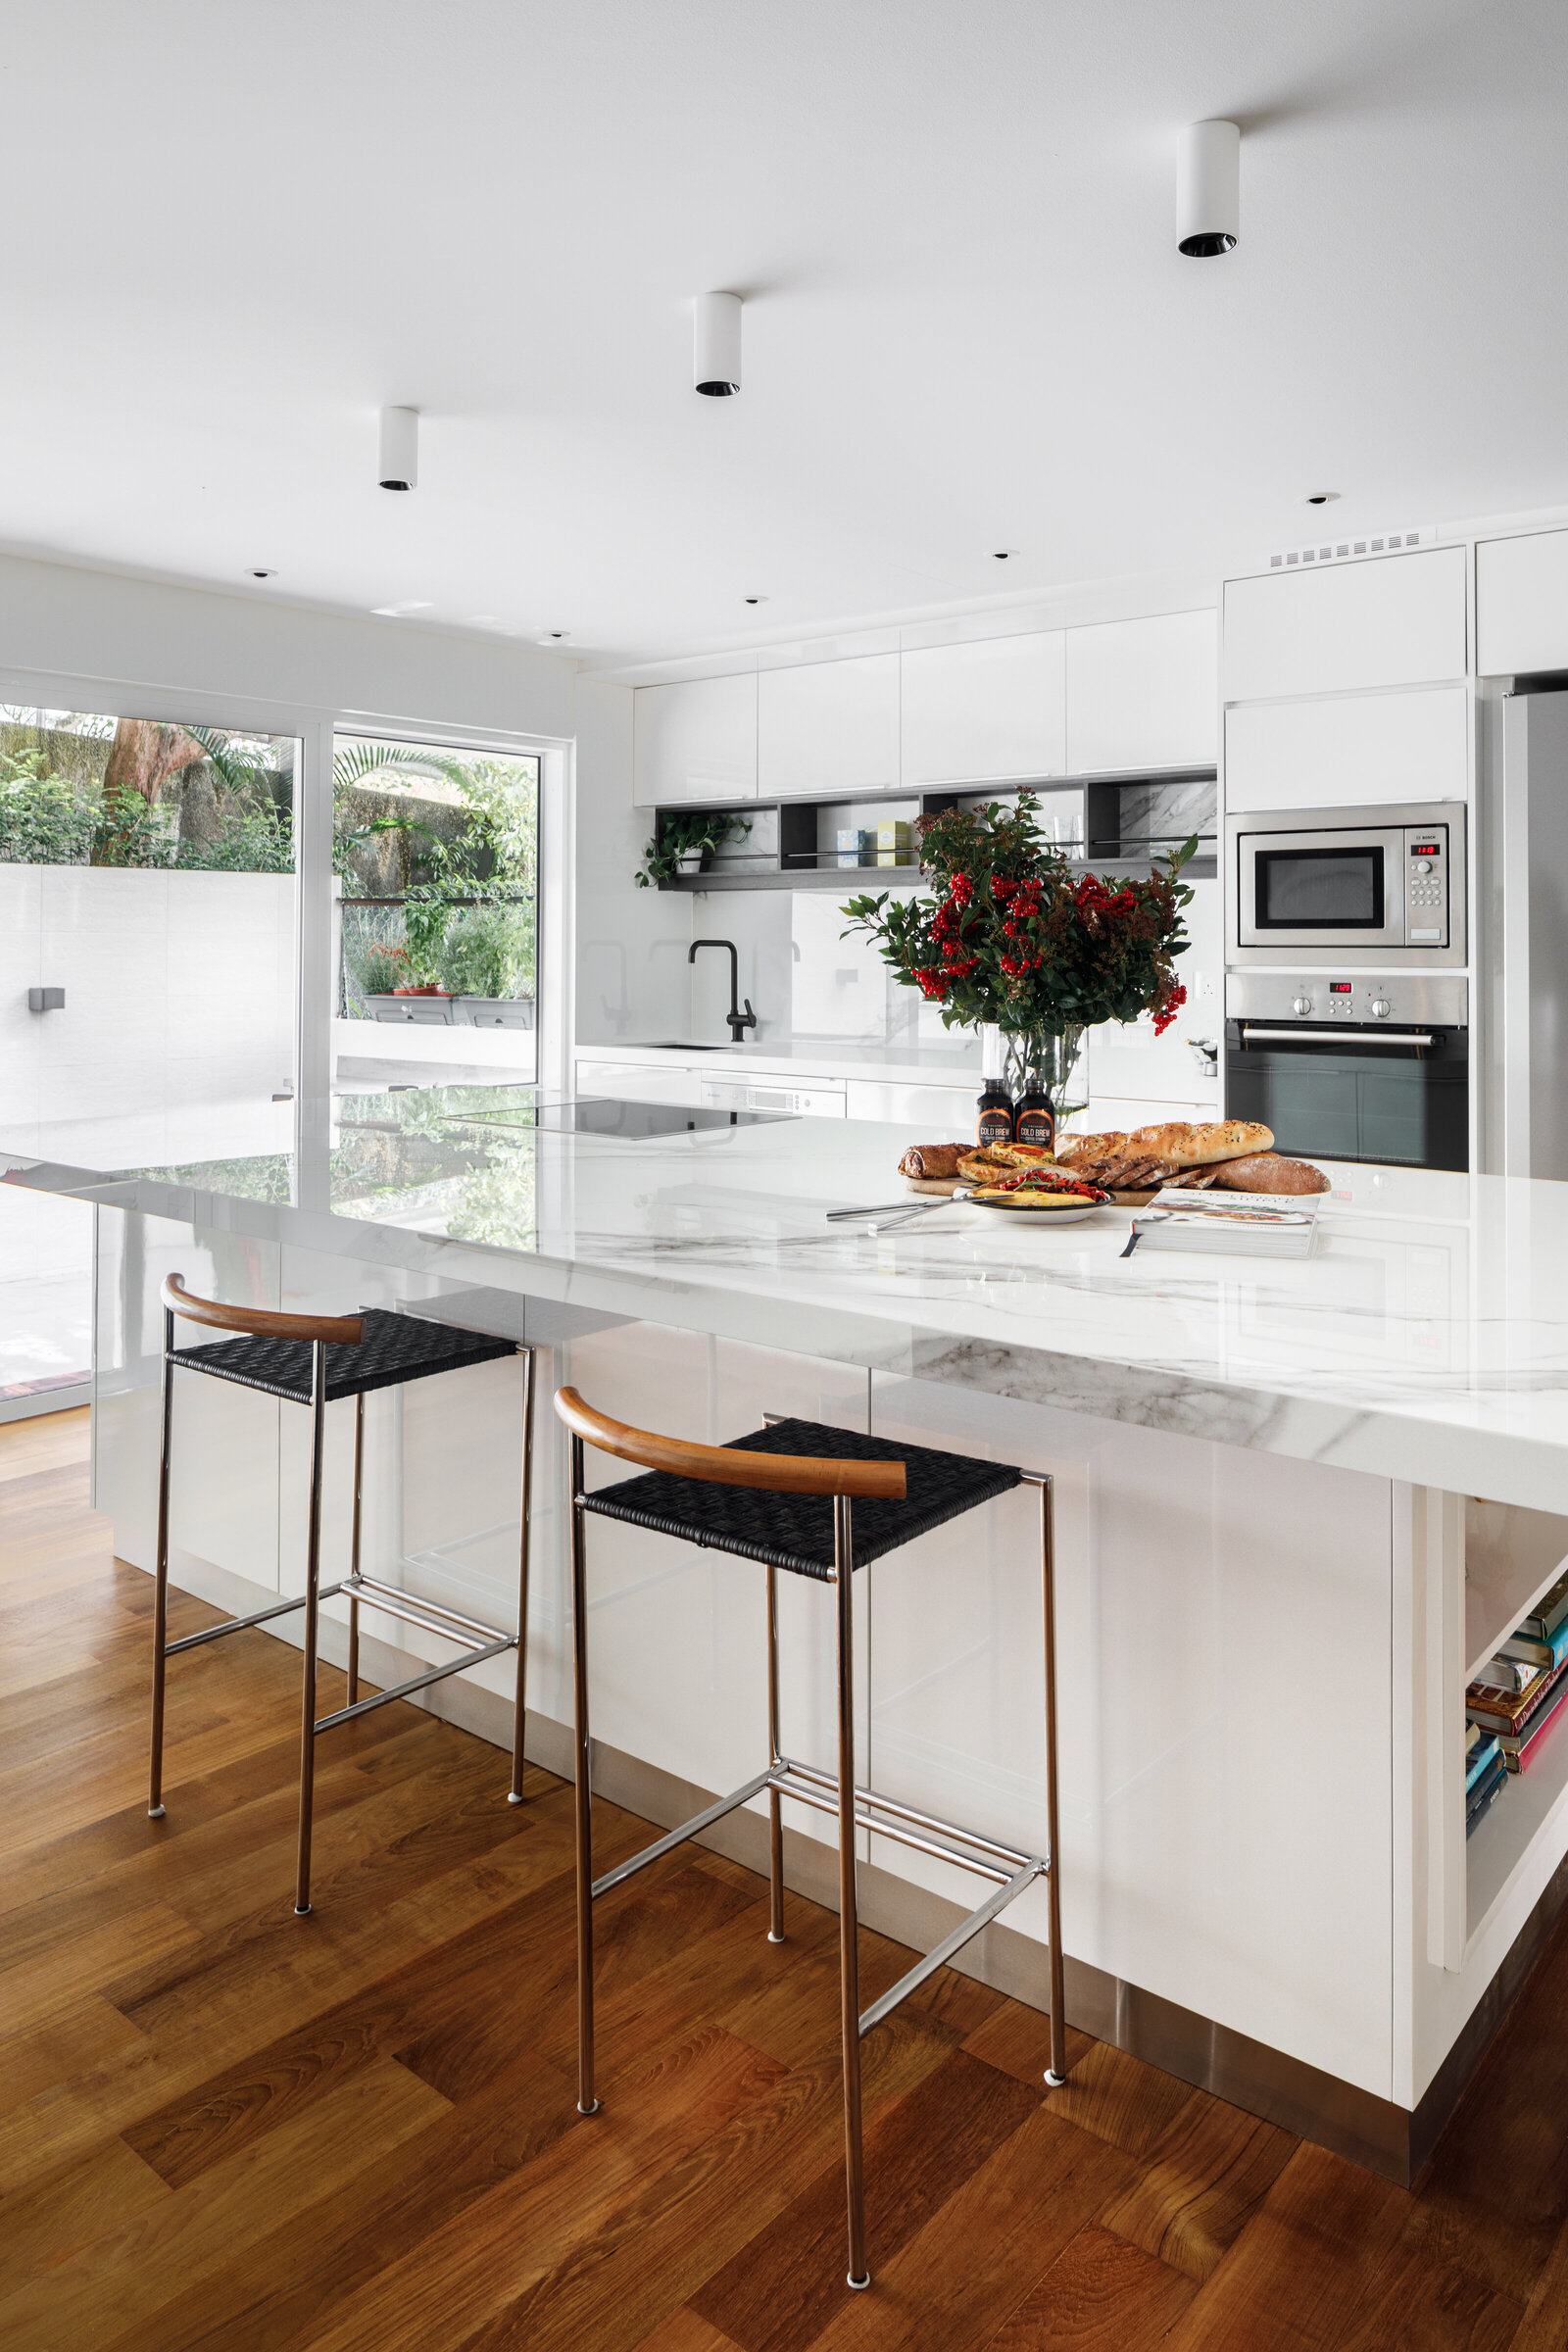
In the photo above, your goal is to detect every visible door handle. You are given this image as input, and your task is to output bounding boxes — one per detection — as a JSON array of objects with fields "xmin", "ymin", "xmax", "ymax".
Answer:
[
  {"xmin": 1239, "ymin": 1026, "xmax": 1435, "ymax": 1046},
  {"xmin": 26, "ymin": 987, "xmax": 65, "ymax": 1013}
]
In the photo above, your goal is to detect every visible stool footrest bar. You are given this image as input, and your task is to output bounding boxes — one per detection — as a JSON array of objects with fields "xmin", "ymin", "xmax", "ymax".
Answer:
[
  {"xmin": 772, "ymin": 1764, "xmax": 1038, "ymax": 1886},
  {"xmin": 858, "ymin": 1861, "xmax": 1043, "ymax": 2036},
  {"xmin": 165, "ymin": 1583, "xmax": 349, "ymax": 1656},
  {"xmin": 334, "ymin": 1584, "xmax": 512, "ymax": 1653},
  {"xmin": 314, "ymin": 1632, "xmax": 516, "ymax": 1732},
  {"xmin": 777, "ymin": 1755, "xmax": 1035, "ymax": 1875},
  {"xmin": 591, "ymin": 1767, "xmax": 776, "ymax": 1900},
  {"xmin": 345, "ymin": 1574, "xmax": 511, "ymax": 1646}
]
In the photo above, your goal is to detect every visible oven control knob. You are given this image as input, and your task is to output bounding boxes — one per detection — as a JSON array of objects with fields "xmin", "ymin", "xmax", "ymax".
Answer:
[
  {"xmin": 1292, "ymin": 994, "xmax": 1313, "ymax": 1016},
  {"xmin": 1370, "ymin": 998, "xmax": 1392, "ymax": 1018},
  {"xmin": 1413, "ymin": 858, "xmax": 1432, "ymax": 874}
]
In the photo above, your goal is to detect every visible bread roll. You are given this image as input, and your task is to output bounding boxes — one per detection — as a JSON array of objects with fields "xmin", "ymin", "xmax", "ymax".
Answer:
[
  {"xmin": 1123, "ymin": 1119, "xmax": 1273, "ymax": 1169},
  {"xmin": 987, "ymin": 1141, "xmax": 1056, "ymax": 1168},
  {"xmin": 898, "ymin": 1144, "xmax": 966, "ymax": 1180},
  {"xmin": 1209, "ymin": 1152, "xmax": 1328, "ymax": 1196}
]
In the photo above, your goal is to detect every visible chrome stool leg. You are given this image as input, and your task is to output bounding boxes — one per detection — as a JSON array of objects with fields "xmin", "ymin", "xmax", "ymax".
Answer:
[
  {"xmin": 346, "ymin": 1394, "xmax": 365, "ymax": 1708},
  {"xmin": 570, "ymin": 1431, "xmax": 600, "ymax": 2115},
  {"xmin": 765, "ymin": 1562, "xmax": 786, "ymax": 1943},
  {"xmin": 509, "ymin": 1346, "xmax": 535, "ymax": 1804},
  {"xmin": 1026, "ymin": 1471, "xmax": 1069, "ymax": 2086},
  {"xmin": 294, "ymin": 1340, "xmax": 329, "ymax": 1917},
  {"xmin": 147, "ymin": 1305, "xmax": 176, "ymax": 1820},
  {"xmin": 834, "ymin": 1496, "xmax": 870, "ymax": 2292}
]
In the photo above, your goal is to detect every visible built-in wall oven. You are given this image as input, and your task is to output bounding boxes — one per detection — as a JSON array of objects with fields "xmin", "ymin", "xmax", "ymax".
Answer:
[
  {"xmin": 1225, "ymin": 974, "xmax": 1468, "ymax": 1171},
  {"xmin": 1225, "ymin": 800, "xmax": 1466, "ymax": 968}
]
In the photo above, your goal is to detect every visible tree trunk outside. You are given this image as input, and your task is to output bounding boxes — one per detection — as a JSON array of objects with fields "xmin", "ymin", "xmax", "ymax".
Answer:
[{"xmin": 91, "ymin": 719, "xmax": 209, "ymax": 864}]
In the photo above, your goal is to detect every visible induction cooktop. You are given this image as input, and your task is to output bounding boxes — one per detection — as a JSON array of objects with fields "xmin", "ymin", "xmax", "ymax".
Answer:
[{"xmin": 533, "ymin": 1097, "xmax": 791, "ymax": 1138}]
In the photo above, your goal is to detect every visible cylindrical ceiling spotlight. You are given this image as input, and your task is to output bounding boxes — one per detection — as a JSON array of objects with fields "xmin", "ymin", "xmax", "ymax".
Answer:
[
  {"xmin": 1176, "ymin": 121, "xmax": 1240, "ymax": 257},
  {"xmin": 378, "ymin": 406, "xmax": 418, "ymax": 491},
  {"xmin": 694, "ymin": 292, "xmax": 742, "ymax": 396}
]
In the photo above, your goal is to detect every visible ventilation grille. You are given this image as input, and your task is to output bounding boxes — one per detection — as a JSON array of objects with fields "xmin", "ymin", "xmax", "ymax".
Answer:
[{"xmin": 1267, "ymin": 525, "xmax": 1434, "ymax": 570}]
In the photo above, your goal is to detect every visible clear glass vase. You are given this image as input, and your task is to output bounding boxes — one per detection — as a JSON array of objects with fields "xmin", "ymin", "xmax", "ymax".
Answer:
[{"xmin": 979, "ymin": 1024, "xmax": 1088, "ymax": 1121}]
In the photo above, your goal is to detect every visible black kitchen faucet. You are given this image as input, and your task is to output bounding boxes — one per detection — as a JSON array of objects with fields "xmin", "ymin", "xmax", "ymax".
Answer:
[{"xmin": 689, "ymin": 938, "xmax": 757, "ymax": 1043}]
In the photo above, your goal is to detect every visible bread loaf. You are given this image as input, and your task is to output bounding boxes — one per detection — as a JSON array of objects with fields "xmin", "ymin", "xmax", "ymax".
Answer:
[
  {"xmin": 1209, "ymin": 1152, "xmax": 1328, "ymax": 1196},
  {"xmin": 1123, "ymin": 1119, "xmax": 1273, "ymax": 1169},
  {"xmin": 898, "ymin": 1144, "xmax": 966, "ymax": 1180},
  {"xmin": 1054, "ymin": 1132, "xmax": 1128, "ymax": 1166}
]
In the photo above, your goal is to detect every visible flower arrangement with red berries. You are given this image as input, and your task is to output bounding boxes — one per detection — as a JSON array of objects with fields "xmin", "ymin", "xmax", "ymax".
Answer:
[{"xmin": 842, "ymin": 794, "xmax": 1196, "ymax": 1039}]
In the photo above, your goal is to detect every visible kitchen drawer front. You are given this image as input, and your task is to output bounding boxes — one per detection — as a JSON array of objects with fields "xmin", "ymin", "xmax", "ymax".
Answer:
[
  {"xmin": 698, "ymin": 1075, "xmax": 847, "ymax": 1118},
  {"xmin": 846, "ymin": 1080, "xmax": 978, "ymax": 1131},
  {"xmin": 574, "ymin": 1057, "xmax": 703, "ymax": 1106}
]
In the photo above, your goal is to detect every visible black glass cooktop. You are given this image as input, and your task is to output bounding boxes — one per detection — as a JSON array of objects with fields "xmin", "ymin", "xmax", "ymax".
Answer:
[{"xmin": 534, "ymin": 1097, "xmax": 790, "ymax": 1138}]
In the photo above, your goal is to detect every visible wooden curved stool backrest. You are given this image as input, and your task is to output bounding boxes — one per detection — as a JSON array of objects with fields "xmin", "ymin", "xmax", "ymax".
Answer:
[
  {"xmin": 161, "ymin": 1273, "xmax": 365, "ymax": 1348},
  {"xmin": 553, "ymin": 1384, "xmax": 906, "ymax": 1499}
]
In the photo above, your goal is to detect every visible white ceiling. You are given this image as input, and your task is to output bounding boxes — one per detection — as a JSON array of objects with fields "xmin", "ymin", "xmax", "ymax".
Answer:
[{"xmin": 4, "ymin": 0, "xmax": 1566, "ymax": 665}]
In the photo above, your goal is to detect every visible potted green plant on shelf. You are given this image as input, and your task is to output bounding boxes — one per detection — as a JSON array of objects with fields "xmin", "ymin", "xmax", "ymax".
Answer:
[
  {"xmin": 635, "ymin": 808, "xmax": 751, "ymax": 887},
  {"xmin": 842, "ymin": 793, "xmax": 1196, "ymax": 1116}
]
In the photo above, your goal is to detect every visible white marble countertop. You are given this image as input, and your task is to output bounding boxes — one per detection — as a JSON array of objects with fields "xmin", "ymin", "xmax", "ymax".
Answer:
[
  {"xmin": 8, "ymin": 1089, "xmax": 1568, "ymax": 1512},
  {"xmin": 573, "ymin": 1037, "xmax": 983, "ymax": 1084}
]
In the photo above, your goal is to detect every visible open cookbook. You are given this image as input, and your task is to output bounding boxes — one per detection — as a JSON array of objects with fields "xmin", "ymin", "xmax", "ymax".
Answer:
[{"xmin": 1125, "ymin": 1189, "xmax": 1323, "ymax": 1258}]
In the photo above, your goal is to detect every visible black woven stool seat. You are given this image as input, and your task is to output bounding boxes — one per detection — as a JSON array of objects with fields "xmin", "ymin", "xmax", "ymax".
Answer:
[
  {"xmin": 581, "ymin": 1416, "xmax": 1020, "ymax": 1581},
  {"xmin": 170, "ymin": 1307, "xmax": 515, "ymax": 1404}
]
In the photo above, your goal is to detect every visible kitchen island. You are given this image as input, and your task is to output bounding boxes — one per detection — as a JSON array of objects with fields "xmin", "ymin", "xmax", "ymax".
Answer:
[{"xmin": 8, "ymin": 1085, "xmax": 1568, "ymax": 2183}]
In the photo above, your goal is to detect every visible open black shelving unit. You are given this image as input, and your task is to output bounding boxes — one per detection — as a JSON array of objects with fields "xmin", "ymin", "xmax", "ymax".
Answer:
[{"xmin": 654, "ymin": 768, "xmax": 1217, "ymax": 889}]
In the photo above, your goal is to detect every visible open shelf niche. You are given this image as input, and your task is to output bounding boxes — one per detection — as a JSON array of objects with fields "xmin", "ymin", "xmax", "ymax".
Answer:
[
  {"xmin": 654, "ymin": 768, "xmax": 1217, "ymax": 891},
  {"xmin": 1463, "ymin": 1496, "xmax": 1568, "ymax": 1942}
]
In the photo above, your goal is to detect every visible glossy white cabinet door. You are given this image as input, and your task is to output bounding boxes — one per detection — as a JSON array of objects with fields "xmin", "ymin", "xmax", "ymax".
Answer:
[
  {"xmin": 633, "ymin": 674, "xmax": 758, "ymax": 807},
  {"xmin": 1224, "ymin": 546, "xmax": 1467, "ymax": 702},
  {"xmin": 575, "ymin": 1057, "xmax": 704, "ymax": 1106},
  {"xmin": 900, "ymin": 632, "xmax": 1065, "ymax": 786},
  {"xmin": 868, "ymin": 1374, "xmax": 1396, "ymax": 2099},
  {"xmin": 1224, "ymin": 686, "xmax": 1470, "ymax": 814},
  {"xmin": 1477, "ymin": 529, "xmax": 1568, "ymax": 677},
  {"xmin": 845, "ymin": 1080, "xmax": 978, "ymax": 1131},
  {"xmin": 1065, "ymin": 611, "xmax": 1217, "ymax": 773},
  {"xmin": 758, "ymin": 655, "xmax": 901, "ymax": 797}
]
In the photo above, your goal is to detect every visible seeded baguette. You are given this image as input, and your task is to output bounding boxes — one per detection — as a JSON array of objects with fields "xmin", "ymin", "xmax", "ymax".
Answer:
[{"xmin": 1123, "ymin": 1118, "xmax": 1273, "ymax": 1168}]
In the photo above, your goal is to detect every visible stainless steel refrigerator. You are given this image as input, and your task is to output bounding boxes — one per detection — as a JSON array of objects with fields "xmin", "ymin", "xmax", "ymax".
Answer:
[{"xmin": 1481, "ymin": 685, "xmax": 1568, "ymax": 1178}]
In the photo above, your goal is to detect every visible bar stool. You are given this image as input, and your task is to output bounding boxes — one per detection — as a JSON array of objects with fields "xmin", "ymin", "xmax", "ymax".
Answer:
[
  {"xmin": 555, "ymin": 1386, "xmax": 1067, "ymax": 2294},
  {"xmin": 149, "ymin": 1274, "xmax": 535, "ymax": 1916}
]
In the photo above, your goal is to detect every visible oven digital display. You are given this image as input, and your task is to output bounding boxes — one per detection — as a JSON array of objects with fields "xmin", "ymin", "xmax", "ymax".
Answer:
[
  {"xmin": 1410, "ymin": 842, "xmax": 1442, "ymax": 858},
  {"xmin": 1254, "ymin": 847, "xmax": 1384, "ymax": 929},
  {"xmin": 1329, "ymin": 981, "xmax": 1351, "ymax": 993}
]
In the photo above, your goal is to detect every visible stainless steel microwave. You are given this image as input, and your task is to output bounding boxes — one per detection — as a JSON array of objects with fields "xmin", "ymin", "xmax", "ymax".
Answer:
[{"xmin": 1225, "ymin": 800, "xmax": 1466, "ymax": 968}]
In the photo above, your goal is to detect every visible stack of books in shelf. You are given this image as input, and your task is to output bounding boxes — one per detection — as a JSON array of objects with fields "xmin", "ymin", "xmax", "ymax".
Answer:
[
  {"xmin": 1465, "ymin": 1566, "xmax": 1568, "ymax": 1811},
  {"xmin": 1465, "ymin": 1724, "xmax": 1505, "ymax": 1836}
]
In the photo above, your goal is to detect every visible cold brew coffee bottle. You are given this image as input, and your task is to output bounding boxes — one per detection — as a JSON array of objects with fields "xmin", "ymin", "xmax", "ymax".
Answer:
[
  {"xmin": 1013, "ymin": 1077, "xmax": 1055, "ymax": 1152},
  {"xmin": 975, "ymin": 1079, "xmax": 1015, "ymax": 1148}
]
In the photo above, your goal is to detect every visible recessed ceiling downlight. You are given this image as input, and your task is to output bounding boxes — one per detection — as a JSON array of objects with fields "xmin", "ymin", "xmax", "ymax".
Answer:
[
  {"xmin": 248, "ymin": 567, "xmax": 276, "ymax": 579},
  {"xmin": 1304, "ymin": 491, "xmax": 1341, "ymax": 507},
  {"xmin": 1176, "ymin": 121, "xmax": 1240, "ymax": 257},
  {"xmin": 694, "ymin": 292, "xmax": 742, "ymax": 396},
  {"xmin": 377, "ymin": 406, "xmax": 418, "ymax": 491}
]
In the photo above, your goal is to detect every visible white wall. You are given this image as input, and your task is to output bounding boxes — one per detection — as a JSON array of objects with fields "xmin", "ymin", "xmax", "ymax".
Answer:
[
  {"xmin": 573, "ymin": 677, "xmax": 691, "ymax": 1048},
  {"xmin": 0, "ymin": 554, "xmax": 574, "ymax": 742}
]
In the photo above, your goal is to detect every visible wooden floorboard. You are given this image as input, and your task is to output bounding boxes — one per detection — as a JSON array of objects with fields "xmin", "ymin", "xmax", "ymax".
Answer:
[{"xmin": 5, "ymin": 1409, "xmax": 1568, "ymax": 2351}]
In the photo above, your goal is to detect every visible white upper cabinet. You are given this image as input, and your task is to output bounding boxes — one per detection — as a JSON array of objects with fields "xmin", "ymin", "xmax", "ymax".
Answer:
[
  {"xmin": 1224, "ymin": 546, "xmax": 1467, "ymax": 703},
  {"xmin": 633, "ymin": 673, "xmax": 758, "ymax": 806},
  {"xmin": 1064, "ymin": 610, "xmax": 1217, "ymax": 773},
  {"xmin": 758, "ymin": 654, "xmax": 901, "ymax": 797},
  {"xmin": 899, "ymin": 631, "xmax": 1065, "ymax": 786},
  {"xmin": 1477, "ymin": 530, "xmax": 1568, "ymax": 677},
  {"xmin": 1225, "ymin": 686, "xmax": 1470, "ymax": 814}
]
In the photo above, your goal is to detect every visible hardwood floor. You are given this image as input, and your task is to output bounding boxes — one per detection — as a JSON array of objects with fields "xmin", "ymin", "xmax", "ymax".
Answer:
[{"xmin": 4, "ymin": 1407, "xmax": 1568, "ymax": 2352}]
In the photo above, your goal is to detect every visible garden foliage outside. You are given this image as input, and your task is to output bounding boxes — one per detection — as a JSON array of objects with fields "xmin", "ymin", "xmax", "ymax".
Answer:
[
  {"xmin": 0, "ymin": 710, "xmax": 295, "ymax": 870},
  {"xmin": 334, "ymin": 738, "xmax": 539, "ymax": 1016}
]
